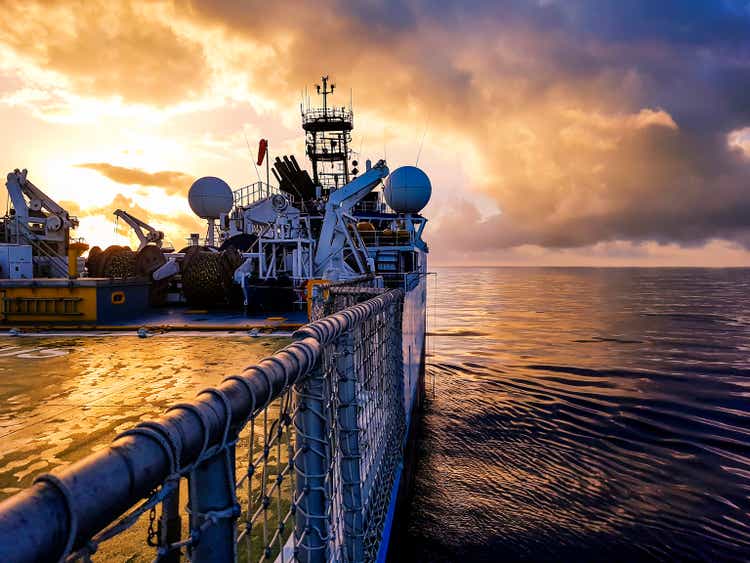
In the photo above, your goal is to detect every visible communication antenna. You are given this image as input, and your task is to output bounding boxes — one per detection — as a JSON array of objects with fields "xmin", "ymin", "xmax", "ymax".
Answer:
[
  {"xmin": 316, "ymin": 75, "xmax": 335, "ymax": 116},
  {"xmin": 416, "ymin": 121, "xmax": 429, "ymax": 167},
  {"xmin": 243, "ymin": 129, "xmax": 263, "ymax": 183}
]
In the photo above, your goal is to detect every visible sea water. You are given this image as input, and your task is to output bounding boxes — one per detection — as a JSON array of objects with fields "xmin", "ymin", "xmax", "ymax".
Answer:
[{"xmin": 405, "ymin": 267, "xmax": 750, "ymax": 562}]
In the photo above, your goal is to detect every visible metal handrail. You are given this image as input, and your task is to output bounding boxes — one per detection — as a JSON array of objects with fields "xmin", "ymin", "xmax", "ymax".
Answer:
[
  {"xmin": 232, "ymin": 181, "xmax": 288, "ymax": 209},
  {"xmin": 0, "ymin": 289, "xmax": 403, "ymax": 563},
  {"xmin": 301, "ymin": 108, "xmax": 352, "ymax": 124}
]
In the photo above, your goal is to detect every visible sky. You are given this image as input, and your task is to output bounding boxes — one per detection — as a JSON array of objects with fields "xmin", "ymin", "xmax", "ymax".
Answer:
[{"xmin": 1, "ymin": 0, "xmax": 750, "ymax": 266}]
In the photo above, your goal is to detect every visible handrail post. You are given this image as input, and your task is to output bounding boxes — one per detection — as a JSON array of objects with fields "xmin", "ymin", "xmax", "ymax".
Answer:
[
  {"xmin": 159, "ymin": 481, "xmax": 182, "ymax": 563},
  {"xmin": 188, "ymin": 444, "xmax": 238, "ymax": 562},
  {"xmin": 294, "ymin": 356, "xmax": 329, "ymax": 562},
  {"xmin": 336, "ymin": 328, "xmax": 364, "ymax": 562}
]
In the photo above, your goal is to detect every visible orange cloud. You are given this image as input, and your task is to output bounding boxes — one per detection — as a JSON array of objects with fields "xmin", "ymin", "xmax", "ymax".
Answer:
[
  {"xmin": 728, "ymin": 127, "xmax": 750, "ymax": 159},
  {"xmin": 76, "ymin": 163, "xmax": 195, "ymax": 195},
  {"xmin": 69, "ymin": 192, "xmax": 202, "ymax": 247},
  {"xmin": 0, "ymin": 0, "xmax": 209, "ymax": 105}
]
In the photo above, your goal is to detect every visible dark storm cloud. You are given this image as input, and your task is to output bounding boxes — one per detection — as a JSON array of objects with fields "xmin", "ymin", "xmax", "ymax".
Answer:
[
  {"xmin": 560, "ymin": 0, "xmax": 750, "ymax": 44},
  {"xmin": 174, "ymin": 0, "xmax": 750, "ymax": 250}
]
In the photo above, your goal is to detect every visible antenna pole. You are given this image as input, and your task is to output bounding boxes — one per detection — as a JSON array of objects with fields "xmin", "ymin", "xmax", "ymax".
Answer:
[
  {"xmin": 244, "ymin": 130, "xmax": 262, "ymax": 182},
  {"xmin": 416, "ymin": 122, "xmax": 429, "ymax": 166},
  {"xmin": 323, "ymin": 76, "xmax": 327, "ymax": 116},
  {"xmin": 317, "ymin": 75, "xmax": 336, "ymax": 118}
]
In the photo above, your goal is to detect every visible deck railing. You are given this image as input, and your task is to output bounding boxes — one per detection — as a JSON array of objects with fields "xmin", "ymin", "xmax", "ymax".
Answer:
[
  {"xmin": 233, "ymin": 182, "xmax": 284, "ymax": 209},
  {"xmin": 0, "ymin": 288, "xmax": 405, "ymax": 563}
]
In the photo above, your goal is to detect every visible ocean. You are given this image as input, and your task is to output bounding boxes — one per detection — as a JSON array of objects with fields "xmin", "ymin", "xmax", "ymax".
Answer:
[{"xmin": 404, "ymin": 267, "xmax": 750, "ymax": 562}]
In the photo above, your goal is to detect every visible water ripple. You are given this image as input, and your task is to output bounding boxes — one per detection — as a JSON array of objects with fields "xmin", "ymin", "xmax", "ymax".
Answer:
[{"xmin": 405, "ymin": 267, "xmax": 750, "ymax": 562}]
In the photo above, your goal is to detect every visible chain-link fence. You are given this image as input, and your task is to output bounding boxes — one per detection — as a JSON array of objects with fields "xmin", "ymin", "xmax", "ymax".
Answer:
[
  {"xmin": 0, "ymin": 288, "xmax": 406, "ymax": 563},
  {"xmin": 296, "ymin": 287, "xmax": 404, "ymax": 562}
]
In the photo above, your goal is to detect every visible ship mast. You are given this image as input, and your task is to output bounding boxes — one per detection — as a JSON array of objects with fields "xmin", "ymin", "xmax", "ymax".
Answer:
[{"xmin": 302, "ymin": 75, "xmax": 354, "ymax": 197}]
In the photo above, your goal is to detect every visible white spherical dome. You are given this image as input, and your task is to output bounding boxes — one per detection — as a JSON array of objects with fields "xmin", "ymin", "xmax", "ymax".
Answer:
[
  {"xmin": 188, "ymin": 177, "xmax": 233, "ymax": 219},
  {"xmin": 383, "ymin": 166, "xmax": 432, "ymax": 213}
]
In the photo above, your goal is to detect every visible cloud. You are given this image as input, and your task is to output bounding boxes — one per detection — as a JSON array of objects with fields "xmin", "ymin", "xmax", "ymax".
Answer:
[
  {"xmin": 4, "ymin": 0, "xmax": 750, "ymax": 262},
  {"xmin": 75, "ymin": 163, "xmax": 195, "ymax": 195},
  {"xmin": 170, "ymin": 0, "xmax": 750, "ymax": 254},
  {"xmin": 728, "ymin": 127, "xmax": 750, "ymax": 159},
  {"xmin": 0, "ymin": 0, "xmax": 210, "ymax": 106}
]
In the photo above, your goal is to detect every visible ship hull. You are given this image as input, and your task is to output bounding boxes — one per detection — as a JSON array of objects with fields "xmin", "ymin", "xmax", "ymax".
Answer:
[{"xmin": 378, "ymin": 253, "xmax": 428, "ymax": 561}]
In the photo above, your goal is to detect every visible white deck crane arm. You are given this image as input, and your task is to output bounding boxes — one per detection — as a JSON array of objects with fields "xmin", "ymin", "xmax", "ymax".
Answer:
[
  {"xmin": 314, "ymin": 159, "xmax": 389, "ymax": 278},
  {"xmin": 5, "ymin": 169, "xmax": 74, "ymax": 224},
  {"xmin": 113, "ymin": 209, "xmax": 165, "ymax": 251}
]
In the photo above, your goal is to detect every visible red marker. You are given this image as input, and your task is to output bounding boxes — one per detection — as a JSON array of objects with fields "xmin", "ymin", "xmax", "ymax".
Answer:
[{"xmin": 257, "ymin": 138, "xmax": 268, "ymax": 166}]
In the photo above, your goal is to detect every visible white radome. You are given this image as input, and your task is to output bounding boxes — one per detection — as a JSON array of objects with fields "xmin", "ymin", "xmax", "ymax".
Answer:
[
  {"xmin": 188, "ymin": 177, "xmax": 234, "ymax": 219},
  {"xmin": 383, "ymin": 166, "xmax": 432, "ymax": 214}
]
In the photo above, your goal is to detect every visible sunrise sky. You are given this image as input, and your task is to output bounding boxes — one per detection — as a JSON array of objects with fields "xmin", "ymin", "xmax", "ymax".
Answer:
[{"xmin": 1, "ymin": 0, "xmax": 750, "ymax": 266}]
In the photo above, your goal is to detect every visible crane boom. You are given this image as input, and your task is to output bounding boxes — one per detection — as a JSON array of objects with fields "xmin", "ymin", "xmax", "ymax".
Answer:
[
  {"xmin": 113, "ymin": 209, "xmax": 165, "ymax": 251},
  {"xmin": 314, "ymin": 159, "xmax": 389, "ymax": 278}
]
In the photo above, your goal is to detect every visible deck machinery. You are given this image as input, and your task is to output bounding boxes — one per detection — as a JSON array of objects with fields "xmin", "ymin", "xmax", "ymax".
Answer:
[
  {"xmin": 138, "ymin": 75, "xmax": 431, "ymax": 314},
  {"xmin": 1, "ymin": 169, "xmax": 79, "ymax": 278},
  {"xmin": 0, "ymin": 76, "xmax": 431, "ymax": 324},
  {"xmin": 218, "ymin": 75, "xmax": 429, "ymax": 289}
]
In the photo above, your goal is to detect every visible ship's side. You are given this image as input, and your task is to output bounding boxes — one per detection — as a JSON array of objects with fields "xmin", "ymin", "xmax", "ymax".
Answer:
[{"xmin": 378, "ymin": 251, "xmax": 427, "ymax": 561}]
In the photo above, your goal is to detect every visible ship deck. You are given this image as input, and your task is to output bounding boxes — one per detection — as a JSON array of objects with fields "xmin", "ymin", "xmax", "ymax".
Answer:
[{"xmin": 0, "ymin": 332, "xmax": 288, "ymax": 503}]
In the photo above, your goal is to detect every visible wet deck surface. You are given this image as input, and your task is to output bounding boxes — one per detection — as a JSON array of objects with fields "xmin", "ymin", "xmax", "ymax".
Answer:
[{"xmin": 0, "ymin": 333, "xmax": 288, "ymax": 499}]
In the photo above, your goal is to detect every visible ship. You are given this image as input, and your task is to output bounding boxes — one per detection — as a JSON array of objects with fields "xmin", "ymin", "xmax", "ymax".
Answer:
[
  {"xmin": 0, "ymin": 75, "xmax": 429, "ymax": 334},
  {"xmin": 0, "ymin": 76, "xmax": 430, "ymax": 561}
]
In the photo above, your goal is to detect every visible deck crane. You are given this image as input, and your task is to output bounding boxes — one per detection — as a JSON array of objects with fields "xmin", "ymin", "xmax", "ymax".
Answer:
[
  {"xmin": 113, "ymin": 209, "xmax": 168, "ymax": 251},
  {"xmin": 3, "ymin": 169, "xmax": 78, "ymax": 277},
  {"xmin": 314, "ymin": 159, "xmax": 389, "ymax": 279}
]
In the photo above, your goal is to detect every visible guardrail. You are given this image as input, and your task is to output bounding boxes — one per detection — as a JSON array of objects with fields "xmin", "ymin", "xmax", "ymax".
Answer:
[
  {"xmin": 233, "ymin": 182, "xmax": 287, "ymax": 209},
  {"xmin": 0, "ymin": 288, "xmax": 405, "ymax": 563},
  {"xmin": 301, "ymin": 108, "xmax": 352, "ymax": 125}
]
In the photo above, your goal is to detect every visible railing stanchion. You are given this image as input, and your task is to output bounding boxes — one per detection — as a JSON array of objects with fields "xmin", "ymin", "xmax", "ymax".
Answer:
[
  {"xmin": 160, "ymin": 481, "xmax": 182, "ymax": 563},
  {"xmin": 336, "ymin": 328, "xmax": 365, "ymax": 562},
  {"xmin": 294, "ymin": 356, "xmax": 329, "ymax": 563},
  {"xmin": 188, "ymin": 444, "xmax": 238, "ymax": 563}
]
